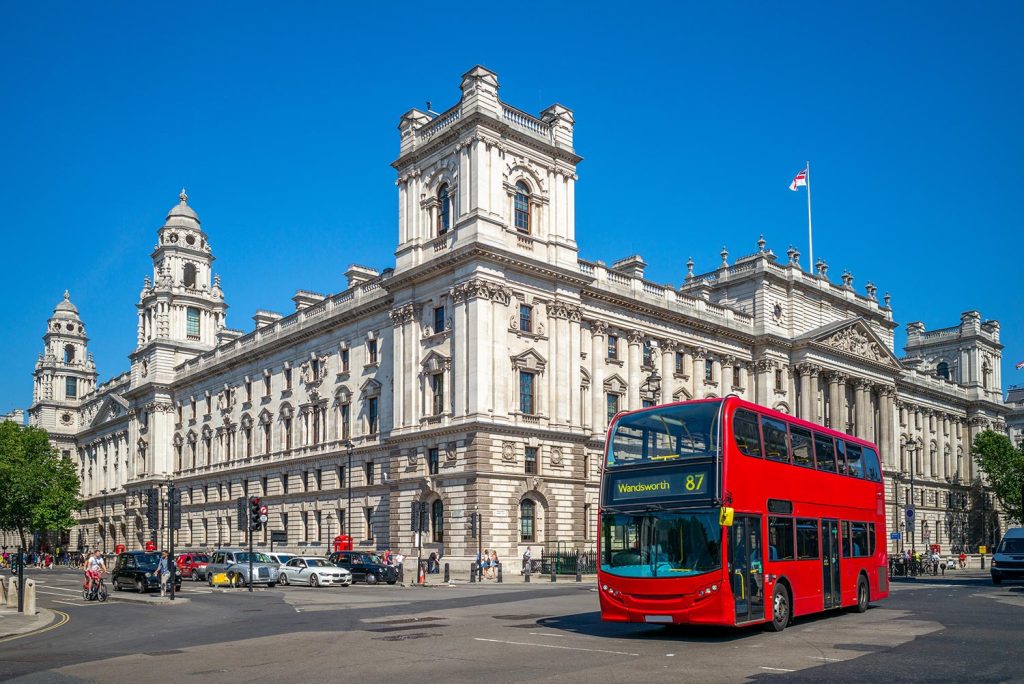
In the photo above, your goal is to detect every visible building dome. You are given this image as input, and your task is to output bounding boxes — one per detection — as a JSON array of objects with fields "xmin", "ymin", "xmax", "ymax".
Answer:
[
  {"xmin": 52, "ymin": 290, "xmax": 80, "ymax": 318},
  {"xmin": 164, "ymin": 188, "xmax": 201, "ymax": 227}
]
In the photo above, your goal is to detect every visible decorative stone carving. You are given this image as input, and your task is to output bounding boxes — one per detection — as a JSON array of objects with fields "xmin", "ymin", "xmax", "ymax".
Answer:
[
  {"xmin": 821, "ymin": 325, "xmax": 891, "ymax": 365},
  {"xmin": 627, "ymin": 330, "xmax": 644, "ymax": 346},
  {"xmin": 445, "ymin": 444, "xmax": 457, "ymax": 462},
  {"xmin": 502, "ymin": 441, "xmax": 516, "ymax": 462},
  {"xmin": 550, "ymin": 447, "xmax": 563, "ymax": 466}
]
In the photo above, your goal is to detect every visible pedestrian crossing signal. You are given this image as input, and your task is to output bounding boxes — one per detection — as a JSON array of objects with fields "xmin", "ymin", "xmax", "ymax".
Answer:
[{"xmin": 249, "ymin": 496, "xmax": 264, "ymax": 531}]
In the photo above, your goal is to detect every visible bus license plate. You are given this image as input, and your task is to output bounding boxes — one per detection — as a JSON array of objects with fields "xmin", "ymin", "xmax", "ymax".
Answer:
[{"xmin": 644, "ymin": 615, "xmax": 673, "ymax": 624}]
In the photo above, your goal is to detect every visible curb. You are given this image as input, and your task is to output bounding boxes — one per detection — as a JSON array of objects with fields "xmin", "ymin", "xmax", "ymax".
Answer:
[{"xmin": 0, "ymin": 607, "xmax": 59, "ymax": 641}]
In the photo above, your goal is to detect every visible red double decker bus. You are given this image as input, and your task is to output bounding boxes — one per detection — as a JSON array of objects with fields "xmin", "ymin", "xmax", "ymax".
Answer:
[{"xmin": 598, "ymin": 396, "xmax": 888, "ymax": 632}]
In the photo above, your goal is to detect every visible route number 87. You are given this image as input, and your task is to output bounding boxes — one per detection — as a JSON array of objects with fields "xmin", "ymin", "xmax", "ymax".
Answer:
[{"xmin": 685, "ymin": 473, "xmax": 705, "ymax": 491}]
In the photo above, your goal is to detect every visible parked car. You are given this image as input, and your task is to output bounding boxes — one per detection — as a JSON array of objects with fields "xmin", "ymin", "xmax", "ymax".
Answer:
[
  {"xmin": 111, "ymin": 551, "xmax": 182, "ymax": 594},
  {"xmin": 176, "ymin": 552, "xmax": 211, "ymax": 581},
  {"xmin": 205, "ymin": 548, "xmax": 280, "ymax": 588},
  {"xmin": 265, "ymin": 552, "xmax": 297, "ymax": 567},
  {"xmin": 992, "ymin": 527, "xmax": 1024, "ymax": 585},
  {"xmin": 327, "ymin": 551, "xmax": 398, "ymax": 585},
  {"xmin": 279, "ymin": 557, "xmax": 352, "ymax": 587}
]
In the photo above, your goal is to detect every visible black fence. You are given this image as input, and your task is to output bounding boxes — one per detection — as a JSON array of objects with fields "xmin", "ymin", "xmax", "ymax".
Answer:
[{"xmin": 540, "ymin": 546, "xmax": 597, "ymax": 575}]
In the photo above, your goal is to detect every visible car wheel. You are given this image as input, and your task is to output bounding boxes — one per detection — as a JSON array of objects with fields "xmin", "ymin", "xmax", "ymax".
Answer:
[
  {"xmin": 992, "ymin": 574, "xmax": 1003, "ymax": 585},
  {"xmin": 854, "ymin": 577, "xmax": 869, "ymax": 613},
  {"xmin": 208, "ymin": 574, "xmax": 215, "ymax": 587},
  {"xmin": 231, "ymin": 573, "xmax": 244, "ymax": 589},
  {"xmin": 280, "ymin": 573, "xmax": 289, "ymax": 586},
  {"xmin": 266, "ymin": 583, "xmax": 276, "ymax": 588},
  {"xmin": 387, "ymin": 579, "xmax": 397, "ymax": 585},
  {"xmin": 766, "ymin": 584, "xmax": 790, "ymax": 632},
  {"xmin": 365, "ymin": 573, "xmax": 378, "ymax": 585},
  {"xmin": 192, "ymin": 569, "xmax": 200, "ymax": 581},
  {"xmin": 82, "ymin": 589, "xmax": 90, "ymax": 600},
  {"xmin": 136, "ymin": 579, "xmax": 146, "ymax": 594},
  {"xmin": 309, "ymin": 574, "xmax": 319, "ymax": 588}
]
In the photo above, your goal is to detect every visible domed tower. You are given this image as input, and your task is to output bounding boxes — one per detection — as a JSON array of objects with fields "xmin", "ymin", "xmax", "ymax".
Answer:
[{"xmin": 30, "ymin": 290, "xmax": 97, "ymax": 452}]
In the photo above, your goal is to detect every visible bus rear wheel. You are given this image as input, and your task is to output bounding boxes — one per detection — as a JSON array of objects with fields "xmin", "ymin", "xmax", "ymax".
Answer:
[
  {"xmin": 767, "ymin": 585, "xmax": 790, "ymax": 632},
  {"xmin": 854, "ymin": 577, "xmax": 869, "ymax": 613}
]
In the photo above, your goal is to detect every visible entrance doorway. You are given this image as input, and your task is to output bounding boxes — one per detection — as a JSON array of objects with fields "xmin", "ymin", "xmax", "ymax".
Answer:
[
  {"xmin": 822, "ymin": 519, "xmax": 841, "ymax": 609},
  {"xmin": 729, "ymin": 515, "xmax": 764, "ymax": 623}
]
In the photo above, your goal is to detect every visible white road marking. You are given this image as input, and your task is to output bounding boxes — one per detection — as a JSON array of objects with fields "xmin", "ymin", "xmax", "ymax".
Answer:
[
  {"xmin": 474, "ymin": 638, "xmax": 638, "ymax": 656},
  {"xmin": 528, "ymin": 632, "xmax": 568, "ymax": 638},
  {"xmin": 808, "ymin": 656, "xmax": 843, "ymax": 662},
  {"xmin": 761, "ymin": 667, "xmax": 795, "ymax": 672}
]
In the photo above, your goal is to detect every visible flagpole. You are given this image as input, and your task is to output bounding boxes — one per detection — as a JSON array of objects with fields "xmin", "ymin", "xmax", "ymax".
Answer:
[{"xmin": 806, "ymin": 160, "xmax": 813, "ymax": 272}]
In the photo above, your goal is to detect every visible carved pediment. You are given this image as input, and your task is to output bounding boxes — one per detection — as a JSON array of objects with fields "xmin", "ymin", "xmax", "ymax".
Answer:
[
  {"xmin": 89, "ymin": 394, "xmax": 130, "ymax": 428},
  {"xmin": 604, "ymin": 373, "xmax": 628, "ymax": 394},
  {"xmin": 421, "ymin": 350, "xmax": 451, "ymax": 374},
  {"xmin": 511, "ymin": 348, "xmax": 547, "ymax": 372},
  {"xmin": 807, "ymin": 319, "xmax": 901, "ymax": 369}
]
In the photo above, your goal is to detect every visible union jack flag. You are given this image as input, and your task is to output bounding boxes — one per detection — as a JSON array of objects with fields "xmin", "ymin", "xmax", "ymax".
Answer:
[{"xmin": 789, "ymin": 168, "xmax": 808, "ymax": 191}]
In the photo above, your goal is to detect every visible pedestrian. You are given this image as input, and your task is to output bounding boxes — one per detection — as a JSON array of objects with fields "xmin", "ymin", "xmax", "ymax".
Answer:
[
  {"xmin": 490, "ymin": 550, "xmax": 500, "ymax": 578},
  {"xmin": 958, "ymin": 552, "xmax": 967, "ymax": 569},
  {"xmin": 481, "ymin": 549, "xmax": 491, "ymax": 579},
  {"xmin": 522, "ymin": 546, "xmax": 532, "ymax": 574},
  {"xmin": 157, "ymin": 551, "xmax": 171, "ymax": 597}
]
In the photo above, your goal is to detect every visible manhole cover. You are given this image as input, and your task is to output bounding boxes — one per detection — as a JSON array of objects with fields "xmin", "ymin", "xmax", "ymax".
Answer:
[{"xmin": 374, "ymin": 633, "xmax": 440, "ymax": 642}]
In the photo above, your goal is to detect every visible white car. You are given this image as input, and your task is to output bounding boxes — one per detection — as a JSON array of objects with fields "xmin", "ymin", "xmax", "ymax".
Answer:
[
  {"xmin": 265, "ymin": 552, "xmax": 297, "ymax": 566},
  {"xmin": 279, "ymin": 557, "xmax": 353, "ymax": 587}
]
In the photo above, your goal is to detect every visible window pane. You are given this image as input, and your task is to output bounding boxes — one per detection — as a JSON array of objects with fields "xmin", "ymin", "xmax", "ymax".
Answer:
[
  {"xmin": 520, "ymin": 372, "xmax": 534, "ymax": 414},
  {"xmin": 851, "ymin": 522, "xmax": 869, "ymax": 557},
  {"xmin": 862, "ymin": 447, "xmax": 882, "ymax": 482},
  {"xmin": 520, "ymin": 500, "xmax": 535, "ymax": 542},
  {"xmin": 525, "ymin": 447, "xmax": 538, "ymax": 475},
  {"xmin": 814, "ymin": 433, "xmax": 837, "ymax": 472},
  {"xmin": 520, "ymin": 304, "xmax": 532, "ymax": 333},
  {"xmin": 761, "ymin": 416, "xmax": 790, "ymax": 463},
  {"xmin": 433, "ymin": 307, "xmax": 445, "ymax": 335},
  {"xmin": 514, "ymin": 183, "xmax": 530, "ymax": 233},
  {"xmin": 836, "ymin": 440, "xmax": 850, "ymax": 475},
  {"xmin": 841, "ymin": 520, "xmax": 851, "ymax": 557},
  {"xmin": 732, "ymin": 409, "xmax": 762, "ymax": 458},
  {"xmin": 186, "ymin": 308, "xmax": 200, "ymax": 337},
  {"xmin": 845, "ymin": 442, "xmax": 865, "ymax": 478},
  {"xmin": 607, "ymin": 335, "xmax": 617, "ymax": 359},
  {"xmin": 796, "ymin": 519, "xmax": 820, "ymax": 559},
  {"xmin": 790, "ymin": 426, "xmax": 814, "ymax": 468},
  {"xmin": 767, "ymin": 517, "xmax": 795, "ymax": 561},
  {"xmin": 606, "ymin": 393, "xmax": 619, "ymax": 424}
]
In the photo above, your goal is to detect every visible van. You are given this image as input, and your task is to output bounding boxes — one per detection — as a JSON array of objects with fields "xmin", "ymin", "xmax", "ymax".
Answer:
[{"xmin": 991, "ymin": 527, "xmax": 1024, "ymax": 585}]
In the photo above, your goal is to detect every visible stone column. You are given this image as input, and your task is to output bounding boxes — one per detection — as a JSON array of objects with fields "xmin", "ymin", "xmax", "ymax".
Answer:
[
  {"xmin": 723, "ymin": 356, "xmax": 736, "ymax": 395},
  {"xmin": 492, "ymin": 292, "xmax": 508, "ymax": 419},
  {"xmin": 450, "ymin": 285, "xmax": 468, "ymax": 417},
  {"xmin": 590, "ymin": 322, "xmax": 607, "ymax": 437},
  {"xmin": 552, "ymin": 304, "xmax": 571, "ymax": 425},
  {"xmin": 941, "ymin": 415, "xmax": 951, "ymax": 479},
  {"xmin": 689, "ymin": 347, "xmax": 703, "ymax": 399},
  {"xmin": 755, "ymin": 359, "xmax": 772, "ymax": 405},
  {"xmin": 878, "ymin": 387, "xmax": 895, "ymax": 470},
  {"xmin": 660, "ymin": 340, "xmax": 678, "ymax": 404},
  {"xmin": 712, "ymin": 357, "xmax": 723, "ymax": 394},
  {"xmin": 738, "ymin": 363, "xmax": 749, "ymax": 396},
  {"xmin": 798, "ymin": 365, "xmax": 813, "ymax": 421},
  {"xmin": 568, "ymin": 306, "xmax": 582, "ymax": 427},
  {"xmin": 853, "ymin": 380, "xmax": 868, "ymax": 439},
  {"xmin": 627, "ymin": 330, "xmax": 642, "ymax": 410},
  {"xmin": 827, "ymin": 372, "xmax": 842, "ymax": 430}
]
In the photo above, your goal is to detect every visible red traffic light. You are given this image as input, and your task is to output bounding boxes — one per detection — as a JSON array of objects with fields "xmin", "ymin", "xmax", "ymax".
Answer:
[
  {"xmin": 259, "ymin": 505, "xmax": 268, "ymax": 515},
  {"xmin": 249, "ymin": 496, "xmax": 261, "ymax": 506}
]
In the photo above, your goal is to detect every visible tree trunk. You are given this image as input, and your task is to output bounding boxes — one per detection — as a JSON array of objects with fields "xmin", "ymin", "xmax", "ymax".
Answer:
[{"xmin": 18, "ymin": 527, "xmax": 28, "ymax": 552}]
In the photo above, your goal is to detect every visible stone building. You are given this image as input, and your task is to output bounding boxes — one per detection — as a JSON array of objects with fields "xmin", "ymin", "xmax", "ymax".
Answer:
[
  {"xmin": 6, "ymin": 66, "xmax": 1012, "ymax": 560},
  {"xmin": 1006, "ymin": 386, "xmax": 1024, "ymax": 448}
]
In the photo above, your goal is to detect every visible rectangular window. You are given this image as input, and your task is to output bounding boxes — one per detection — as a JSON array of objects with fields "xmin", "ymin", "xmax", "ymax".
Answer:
[
  {"xmin": 367, "ymin": 397, "xmax": 378, "ymax": 435},
  {"xmin": 768, "ymin": 517, "xmax": 796, "ymax": 561},
  {"xmin": 525, "ymin": 446, "xmax": 538, "ymax": 475},
  {"xmin": 434, "ymin": 306, "xmax": 445, "ymax": 335},
  {"xmin": 65, "ymin": 376, "xmax": 77, "ymax": 399},
  {"xmin": 284, "ymin": 367, "xmax": 292, "ymax": 390},
  {"xmin": 607, "ymin": 335, "xmax": 618, "ymax": 360},
  {"xmin": 205, "ymin": 395, "xmax": 212, "ymax": 415},
  {"xmin": 835, "ymin": 439, "xmax": 849, "ymax": 475},
  {"xmin": 862, "ymin": 446, "xmax": 882, "ymax": 482},
  {"xmin": 841, "ymin": 520, "xmax": 851, "ymax": 557},
  {"xmin": 732, "ymin": 364, "xmax": 741, "ymax": 387},
  {"xmin": 774, "ymin": 368, "xmax": 783, "ymax": 391},
  {"xmin": 732, "ymin": 409, "xmax": 762, "ymax": 458},
  {"xmin": 844, "ymin": 441, "xmax": 865, "ymax": 478},
  {"xmin": 606, "ymin": 393, "xmax": 620, "ymax": 424},
  {"xmin": 761, "ymin": 416, "xmax": 790, "ymax": 463},
  {"xmin": 642, "ymin": 399, "xmax": 655, "ymax": 408},
  {"xmin": 675, "ymin": 351, "xmax": 684, "ymax": 373},
  {"xmin": 282, "ymin": 473, "xmax": 289, "ymax": 495},
  {"xmin": 340, "ymin": 403, "xmax": 351, "ymax": 439},
  {"xmin": 850, "ymin": 522, "xmax": 870, "ymax": 557},
  {"xmin": 796, "ymin": 518, "xmax": 820, "ymax": 559},
  {"xmin": 281, "ymin": 513, "xmax": 289, "ymax": 541},
  {"xmin": 340, "ymin": 349, "xmax": 349, "ymax": 372},
  {"xmin": 368, "ymin": 339, "xmax": 378, "ymax": 365},
  {"xmin": 264, "ymin": 374, "xmax": 271, "ymax": 396},
  {"xmin": 519, "ymin": 371, "xmax": 536, "ymax": 414},
  {"xmin": 244, "ymin": 379, "xmax": 252, "ymax": 403},
  {"xmin": 315, "ymin": 468, "xmax": 322, "ymax": 491},
  {"xmin": 428, "ymin": 448, "xmax": 439, "ymax": 475},
  {"xmin": 284, "ymin": 417, "xmax": 292, "ymax": 449},
  {"xmin": 176, "ymin": 404, "xmax": 183, "ymax": 424},
  {"xmin": 642, "ymin": 343, "xmax": 653, "ymax": 368},
  {"xmin": 191, "ymin": 397, "xmax": 197, "ymax": 418},
  {"xmin": 186, "ymin": 307, "xmax": 200, "ymax": 338},
  {"xmin": 365, "ymin": 507, "xmax": 374, "ymax": 541},
  {"xmin": 365, "ymin": 461, "xmax": 375, "ymax": 486},
  {"xmin": 704, "ymin": 359, "xmax": 714, "ymax": 383},
  {"xmin": 790, "ymin": 425, "xmax": 814, "ymax": 468},
  {"xmin": 261, "ymin": 476, "xmax": 268, "ymax": 496},
  {"xmin": 337, "ymin": 465, "xmax": 346, "ymax": 490},
  {"xmin": 519, "ymin": 304, "xmax": 533, "ymax": 333},
  {"xmin": 431, "ymin": 373, "xmax": 445, "ymax": 415},
  {"xmin": 813, "ymin": 432, "xmax": 837, "ymax": 473}
]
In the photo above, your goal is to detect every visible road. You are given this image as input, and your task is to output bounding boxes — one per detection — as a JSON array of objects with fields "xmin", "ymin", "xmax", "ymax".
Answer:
[{"xmin": 1, "ymin": 568, "xmax": 1021, "ymax": 682}]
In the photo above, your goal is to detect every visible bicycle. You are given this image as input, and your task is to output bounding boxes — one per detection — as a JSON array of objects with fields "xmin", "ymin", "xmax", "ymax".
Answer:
[{"xmin": 83, "ymin": 574, "xmax": 108, "ymax": 602}]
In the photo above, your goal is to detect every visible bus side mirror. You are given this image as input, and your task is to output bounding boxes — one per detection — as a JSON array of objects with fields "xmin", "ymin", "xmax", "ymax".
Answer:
[{"xmin": 719, "ymin": 507, "xmax": 734, "ymax": 527}]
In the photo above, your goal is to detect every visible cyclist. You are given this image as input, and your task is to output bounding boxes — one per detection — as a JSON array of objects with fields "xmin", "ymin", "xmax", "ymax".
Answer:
[{"xmin": 83, "ymin": 550, "xmax": 106, "ymax": 595}]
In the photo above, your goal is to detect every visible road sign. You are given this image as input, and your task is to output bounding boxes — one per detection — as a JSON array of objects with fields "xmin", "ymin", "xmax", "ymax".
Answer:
[
  {"xmin": 271, "ymin": 531, "xmax": 287, "ymax": 543},
  {"xmin": 258, "ymin": 514, "xmax": 268, "ymax": 523},
  {"xmin": 890, "ymin": 532, "xmax": 901, "ymax": 540},
  {"xmin": 905, "ymin": 506, "xmax": 916, "ymax": 521}
]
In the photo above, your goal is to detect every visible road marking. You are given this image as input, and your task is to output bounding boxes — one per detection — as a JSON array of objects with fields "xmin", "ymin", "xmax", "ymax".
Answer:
[
  {"xmin": 474, "ymin": 638, "xmax": 638, "ymax": 656},
  {"xmin": 52, "ymin": 600, "xmax": 101, "ymax": 607},
  {"xmin": 808, "ymin": 656, "xmax": 843, "ymax": 662},
  {"xmin": 761, "ymin": 667, "xmax": 795, "ymax": 672},
  {"xmin": 0, "ymin": 609, "xmax": 69, "ymax": 643},
  {"xmin": 527, "ymin": 632, "xmax": 568, "ymax": 638}
]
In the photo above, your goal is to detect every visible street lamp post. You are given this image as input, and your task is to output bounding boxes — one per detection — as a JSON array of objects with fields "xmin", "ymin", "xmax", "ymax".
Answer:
[
  {"xmin": 325, "ymin": 512, "xmax": 333, "ymax": 549},
  {"xmin": 344, "ymin": 440, "xmax": 353, "ymax": 537},
  {"xmin": 906, "ymin": 442, "xmax": 917, "ymax": 554},
  {"xmin": 643, "ymin": 369, "xmax": 662, "ymax": 406}
]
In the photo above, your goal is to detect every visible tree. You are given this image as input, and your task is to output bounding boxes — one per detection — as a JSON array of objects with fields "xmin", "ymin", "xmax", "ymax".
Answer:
[
  {"xmin": 972, "ymin": 430, "xmax": 1024, "ymax": 526},
  {"xmin": 0, "ymin": 422, "xmax": 81, "ymax": 550}
]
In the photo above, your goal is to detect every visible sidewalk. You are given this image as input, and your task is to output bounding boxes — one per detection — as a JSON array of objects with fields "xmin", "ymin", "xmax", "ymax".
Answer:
[
  {"xmin": 0, "ymin": 606, "xmax": 57, "ymax": 640},
  {"xmin": 891, "ymin": 568, "xmax": 991, "ymax": 583}
]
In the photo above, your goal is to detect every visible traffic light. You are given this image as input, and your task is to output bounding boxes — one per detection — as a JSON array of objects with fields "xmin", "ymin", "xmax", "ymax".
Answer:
[
  {"xmin": 469, "ymin": 511, "xmax": 479, "ymax": 539},
  {"xmin": 146, "ymin": 488, "xmax": 159, "ymax": 530},
  {"xmin": 411, "ymin": 501, "xmax": 422, "ymax": 533},
  {"xmin": 169, "ymin": 489, "xmax": 182, "ymax": 530},
  {"xmin": 236, "ymin": 498, "xmax": 248, "ymax": 531},
  {"xmin": 249, "ymin": 496, "xmax": 267, "ymax": 531}
]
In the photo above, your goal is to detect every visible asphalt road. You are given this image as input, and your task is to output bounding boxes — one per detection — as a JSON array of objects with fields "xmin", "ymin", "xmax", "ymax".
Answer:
[{"xmin": 1, "ymin": 568, "xmax": 1021, "ymax": 683}]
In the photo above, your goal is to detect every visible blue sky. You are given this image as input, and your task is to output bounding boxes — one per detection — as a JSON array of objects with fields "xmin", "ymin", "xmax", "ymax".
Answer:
[{"xmin": 1, "ymin": 2, "xmax": 1021, "ymax": 412}]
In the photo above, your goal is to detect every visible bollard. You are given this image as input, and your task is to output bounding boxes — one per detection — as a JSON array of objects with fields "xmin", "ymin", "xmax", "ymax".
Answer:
[
  {"xmin": 444, "ymin": 562, "xmax": 450, "ymax": 584},
  {"xmin": 7, "ymin": 578, "xmax": 18, "ymax": 609},
  {"xmin": 551, "ymin": 563, "xmax": 557, "ymax": 583},
  {"xmin": 981, "ymin": 554, "xmax": 985, "ymax": 569},
  {"xmin": 470, "ymin": 562, "xmax": 477, "ymax": 583},
  {"xmin": 497, "ymin": 564, "xmax": 503, "ymax": 583},
  {"xmin": 524, "ymin": 566, "xmax": 531, "ymax": 583},
  {"xmin": 0, "ymin": 576, "xmax": 6, "ymax": 604},
  {"xmin": 398, "ymin": 564, "xmax": 405, "ymax": 584},
  {"xmin": 24, "ymin": 579, "xmax": 36, "ymax": 615},
  {"xmin": 575, "ymin": 559, "xmax": 582, "ymax": 583}
]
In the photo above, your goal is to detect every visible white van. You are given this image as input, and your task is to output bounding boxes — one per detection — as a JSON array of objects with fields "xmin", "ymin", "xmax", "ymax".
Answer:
[{"xmin": 991, "ymin": 527, "xmax": 1024, "ymax": 585}]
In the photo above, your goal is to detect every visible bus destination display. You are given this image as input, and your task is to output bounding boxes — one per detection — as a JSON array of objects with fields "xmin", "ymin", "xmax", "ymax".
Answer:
[{"xmin": 605, "ymin": 467, "xmax": 709, "ymax": 505}]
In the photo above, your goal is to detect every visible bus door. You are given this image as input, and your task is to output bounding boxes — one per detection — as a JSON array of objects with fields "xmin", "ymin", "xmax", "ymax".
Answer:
[
  {"xmin": 822, "ymin": 519, "xmax": 841, "ymax": 609},
  {"xmin": 729, "ymin": 515, "xmax": 764, "ymax": 624}
]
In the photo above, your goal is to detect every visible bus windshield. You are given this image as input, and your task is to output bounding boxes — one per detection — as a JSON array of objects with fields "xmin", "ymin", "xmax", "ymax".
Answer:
[
  {"xmin": 600, "ymin": 510, "xmax": 722, "ymax": 578},
  {"xmin": 607, "ymin": 401, "xmax": 721, "ymax": 467}
]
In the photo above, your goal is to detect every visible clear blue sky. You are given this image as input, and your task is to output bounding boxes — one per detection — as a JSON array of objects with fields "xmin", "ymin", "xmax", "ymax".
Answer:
[{"xmin": 1, "ymin": 3, "xmax": 1021, "ymax": 413}]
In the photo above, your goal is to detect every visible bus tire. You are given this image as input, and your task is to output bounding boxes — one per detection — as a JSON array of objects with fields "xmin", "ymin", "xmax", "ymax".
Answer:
[
  {"xmin": 767, "ymin": 585, "xmax": 790, "ymax": 632},
  {"xmin": 854, "ymin": 576, "xmax": 869, "ymax": 613}
]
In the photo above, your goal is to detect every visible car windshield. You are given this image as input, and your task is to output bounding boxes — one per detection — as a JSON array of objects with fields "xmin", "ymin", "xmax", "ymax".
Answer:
[
  {"xmin": 136, "ymin": 553, "xmax": 161, "ymax": 568},
  {"xmin": 607, "ymin": 401, "xmax": 721, "ymax": 467},
  {"xmin": 234, "ymin": 553, "xmax": 272, "ymax": 563},
  {"xmin": 998, "ymin": 538, "xmax": 1024, "ymax": 554},
  {"xmin": 601, "ymin": 510, "xmax": 722, "ymax": 578},
  {"xmin": 363, "ymin": 554, "xmax": 383, "ymax": 565},
  {"xmin": 192, "ymin": 555, "xmax": 210, "ymax": 562},
  {"xmin": 275, "ymin": 555, "xmax": 295, "ymax": 564},
  {"xmin": 305, "ymin": 559, "xmax": 330, "ymax": 567}
]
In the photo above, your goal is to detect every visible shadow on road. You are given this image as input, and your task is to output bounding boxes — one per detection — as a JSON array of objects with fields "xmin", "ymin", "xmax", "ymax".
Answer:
[{"xmin": 536, "ymin": 611, "xmax": 758, "ymax": 643}]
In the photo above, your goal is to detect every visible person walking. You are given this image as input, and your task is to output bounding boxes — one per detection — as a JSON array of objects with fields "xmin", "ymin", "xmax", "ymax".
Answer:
[{"xmin": 157, "ymin": 551, "xmax": 171, "ymax": 597}]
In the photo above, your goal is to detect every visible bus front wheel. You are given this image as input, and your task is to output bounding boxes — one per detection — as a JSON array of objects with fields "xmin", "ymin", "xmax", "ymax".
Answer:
[{"xmin": 767, "ymin": 585, "xmax": 790, "ymax": 632}]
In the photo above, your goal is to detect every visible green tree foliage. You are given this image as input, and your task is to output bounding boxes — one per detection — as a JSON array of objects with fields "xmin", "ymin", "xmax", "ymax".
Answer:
[
  {"xmin": 973, "ymin": 430, "xmax": 1024, "ymax": 526},
  {"xmin": 0, "ymin": 422, "xmax": 81, "ymax": 549}
]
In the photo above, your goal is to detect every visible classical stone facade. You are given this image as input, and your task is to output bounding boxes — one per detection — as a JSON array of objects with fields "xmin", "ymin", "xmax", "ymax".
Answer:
[{"xmin": 6, "ymin": 66, "xmax": 1012, "ymax": 560}]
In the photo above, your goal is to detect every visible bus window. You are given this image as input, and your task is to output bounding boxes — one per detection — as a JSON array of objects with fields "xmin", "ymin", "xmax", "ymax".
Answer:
[
  {"xmin": 862, "ymin": 446, "xmax": 882, "ymax": 482},
  {"xmin": 790, "ymin": 426, "xmax": 814, "ymax": 468},
  {"xmin": 733, "ymin": 409, "xmax": 762, "ymax": 458},
  {"xmin": 796, "ymin": 519, "xmax": 820, "ymax": 559},
  {"xmin": 813, "ymin": 432, "xmax": 837, "ymax": 473},
  {"xmin": 836, "ymin": 440, "xmax": 850, "ymax": 475},
  {"xmin": 761, "ymin": 416, "xmax": 790, "ymax": 463},
  {"xmin": 850, "ymin": 522, "xmax": 870, "ymax": 557},
  {"xmin": 841, "ymin": 521, "xmax": 851, "ymax": 557},
  {"xmin": 868, "ymin": 523, "xmax": 876, "ymax": 555},
  {"xmin": 845, "ymin": 442, "xmax": 865, "ymax": 478},
  {"xmin": 768, "ymin": 517, "xmax": 795, "ymax": 561}
]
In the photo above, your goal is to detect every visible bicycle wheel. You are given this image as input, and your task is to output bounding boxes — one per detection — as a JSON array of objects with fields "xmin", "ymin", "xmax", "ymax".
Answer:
[{"xmin": 98, "ymin": 584, "xmax": 108, "ymax": 602}]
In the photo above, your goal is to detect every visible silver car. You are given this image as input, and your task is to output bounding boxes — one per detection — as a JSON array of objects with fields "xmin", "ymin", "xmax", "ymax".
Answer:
[
  {"xmin": 206, "ymin": 548, "xmax": 280, "ymax": 588},
  {"xmin": 279, "ymin": 557, "xmax": 352, "ymax": 587}
]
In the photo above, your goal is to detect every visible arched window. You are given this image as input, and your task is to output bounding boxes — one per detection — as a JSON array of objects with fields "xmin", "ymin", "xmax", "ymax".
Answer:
[
  {"xmin": 514, "ymin": 181, "xmax": 531, "ymax": 233},
  {"xmin": 437, "ymin": 184, "xmax": 450, "ymax": 236},
  {"xmin": 64, "ymin": 344, "xmax": 76, "ymax": 365},
  {"xmin": 183, "ymin": 263, "xmax": 197, "ymax": 288},
  {"xmin": 520, "ymin": 499, "xmax": 536, "ymax": 542},
  {"xmin": 937, "ymin": 361, "xmax": 950, "ymax": 380},
  {"xmin": 431, "ymin": 499, "xmax": 444, "ymax": 542}
]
